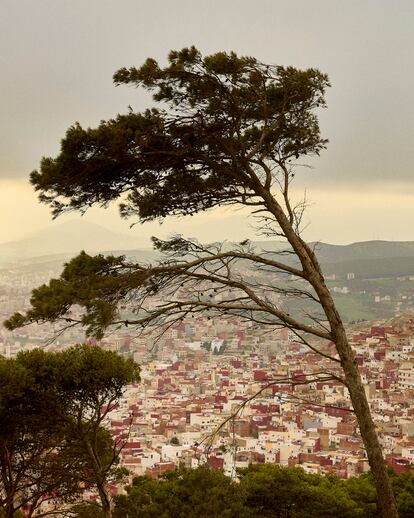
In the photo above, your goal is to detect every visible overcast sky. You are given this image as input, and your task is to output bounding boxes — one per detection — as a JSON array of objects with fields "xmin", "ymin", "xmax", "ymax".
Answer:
[{"xmin": 1, "ymin": 0, "xmax": 414, "ymax": 245}]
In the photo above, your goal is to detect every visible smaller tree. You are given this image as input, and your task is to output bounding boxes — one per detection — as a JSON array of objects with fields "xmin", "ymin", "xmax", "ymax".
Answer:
[
  {"xmin": 0, "ymin": 356, "xmax": 80, "ymax": 518},
  {"xmin": 17, "ymin": 346, "xmax": 140, "ymax": 518},
  {"xmin": 0, "ymin": 347, "xmax": 139, "ymax": 518}
]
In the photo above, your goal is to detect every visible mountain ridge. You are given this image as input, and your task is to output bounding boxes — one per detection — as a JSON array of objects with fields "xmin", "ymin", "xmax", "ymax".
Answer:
[{"xmin": 1, "ymin": 222, "xmax": 414, "ymax": 279}]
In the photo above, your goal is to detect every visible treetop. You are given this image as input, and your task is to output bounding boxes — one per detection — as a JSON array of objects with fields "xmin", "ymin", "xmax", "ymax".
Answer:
[{"xmin": 30, "ymin": 47, "xmax": 329, "ymax": 223}]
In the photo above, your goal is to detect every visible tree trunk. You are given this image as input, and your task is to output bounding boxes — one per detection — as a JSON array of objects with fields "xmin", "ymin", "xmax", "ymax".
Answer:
[
  {"xmin": 78, "ymin": 421, "xmax": 113, "ymax": 518},
  {"xmin": 333, "ymin": 326, "xmax": 398, "ymax": 518},
  {"xmin": 262, "ymin": 190, "xmax": 399, "ymax": 517},
  {"xmin": 85, "ymin": 451, "xmax": 112, "ymax": 518},
  {"xmin": 306, "ymin": 259, "xmax": 398, "ymax": 517},
  {"xmin": 96, "ymin": 480, "xmax": 112, "ymax": 518},
  {"xmin": 1, "ymin": 449, "xmax": 16, "ymax": 518}
]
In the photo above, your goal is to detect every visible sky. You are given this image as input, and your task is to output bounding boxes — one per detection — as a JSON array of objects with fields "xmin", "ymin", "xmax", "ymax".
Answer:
[{"xmin": 1, "ymin": 0, "xmax": 414, "ymax": 246}]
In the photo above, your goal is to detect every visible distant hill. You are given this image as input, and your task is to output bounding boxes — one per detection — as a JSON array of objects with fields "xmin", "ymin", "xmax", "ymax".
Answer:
[
  {"xmin": 253, "ymin": 240, "xmax": 414, "ymax": 279},
  {"xmin": 321, "ymin": 256, "xmax": 414, "ymax": 279},
  {"xmin": 253, "ymin": 239, "xmax": 414, "ymax": 262},
  {"xmin": 0, "ymin": 220, "xmax": 149, "ymax": 262},
  {"xmin": 310, "ymin": 241, "xmax": 414, "ymax": 279},
  {"xmin": 310, "ymin": 240, "xmax": 414, "ymax": 263}
]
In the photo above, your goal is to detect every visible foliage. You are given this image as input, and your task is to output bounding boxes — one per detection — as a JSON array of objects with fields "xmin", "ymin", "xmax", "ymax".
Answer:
[
  {"xmin": 4, "ymin": 252, "xmax": 130, "ymax": 339},
  {"xmin": 238, "ymin": 464, "xmax": 363, "ymax": 517},
  {"xmin": 29, "ymin": 47, "xmax": 328, "ymax": 221},
  {"xmin": 0, "ymin": 511, "xmax": 24, "ymax": 518},
  {"xmin": 343, "ymin": 472, "xmax": 377, "ymax": 517},
  {"xmin": 71, "ymin": 502, "xmax": 105, "ymax": 518},
  {"xmin": 113, "ymin": 467, "xmax": 248, "ymax": 518},
  {"xmin": 113, "ymin": 465, "xmax": 414, "ymax": 518},
  {"xmin": 0, "ymin": 346, "xmax": 139, "ymax": 517}
]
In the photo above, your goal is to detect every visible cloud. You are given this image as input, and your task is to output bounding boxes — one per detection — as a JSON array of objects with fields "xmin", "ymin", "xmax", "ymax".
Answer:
[
  {"xmin": 3, "ymin": 177, "xmax": 414, "ymax": 247},
  {"xmin": 1, "ymin": 0, "xmax": 414, "ymax": 189},
  {"xmin": 298, "ymin": 185, "xmax": 414, "ymax": 244},
  {"xmin": 0, "ymin": 180, "xmax": 51, "ymax": 241},
  {"xmin": 2, "ymin": 0, "xmax": 414, "ymax": 248}
]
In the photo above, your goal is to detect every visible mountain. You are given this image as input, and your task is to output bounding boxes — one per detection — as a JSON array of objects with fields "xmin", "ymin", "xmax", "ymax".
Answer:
[
  {"xmin": 250, "ymin": 240, "xmax": 414, "ymax": 279},
  {"xmin": 0, "ymin": 220, "xmax": 149, "ymax": 262},
  {"xmin": 308, "ymin": 241, "xmax": 414, "ymax": 279}
]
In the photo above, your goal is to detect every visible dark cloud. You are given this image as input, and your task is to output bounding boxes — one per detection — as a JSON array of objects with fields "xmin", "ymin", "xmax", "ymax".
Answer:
[{"xmin": 1, "ymin": 0, "xmax": 414, "ymax": 187}]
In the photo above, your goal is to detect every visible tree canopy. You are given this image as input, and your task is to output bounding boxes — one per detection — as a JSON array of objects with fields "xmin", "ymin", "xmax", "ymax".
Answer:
[{"xmin": 31, "ymin": 47, "xmax": 328, "ymax": 221}]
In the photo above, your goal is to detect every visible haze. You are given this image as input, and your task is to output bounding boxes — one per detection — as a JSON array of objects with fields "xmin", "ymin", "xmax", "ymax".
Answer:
[{"xmin": 1, "ymin": 0, "xmax": 414, "ymax": 246}]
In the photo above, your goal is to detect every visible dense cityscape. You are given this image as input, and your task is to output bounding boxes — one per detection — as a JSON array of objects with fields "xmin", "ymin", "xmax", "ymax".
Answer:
[{"xmin": 2, "ymin": 261, "xmax": 414, "ymax": 510}]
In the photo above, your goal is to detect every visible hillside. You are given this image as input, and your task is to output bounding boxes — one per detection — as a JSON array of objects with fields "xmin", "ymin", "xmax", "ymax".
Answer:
[
  {"xmin": 315, "ymin": 241, "xmax": 414, "ymax": 279},
  {"xmin": 312, "ymin": 240, "xmax": 414, "ymax": 262},
  {"xmin": 256, "ymin": 240, "xmax": 414, "ymax": 280}
]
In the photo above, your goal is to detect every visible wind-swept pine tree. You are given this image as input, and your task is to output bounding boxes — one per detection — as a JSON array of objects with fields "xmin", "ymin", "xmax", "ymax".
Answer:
[{"xmin": 5, "ymin": 47, "xmax": 398, "ymax": 517}]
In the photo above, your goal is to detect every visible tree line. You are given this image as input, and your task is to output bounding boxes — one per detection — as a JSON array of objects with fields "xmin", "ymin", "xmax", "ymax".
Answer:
[{"xmin": 96, "ymin": 464, "xmax": 414, "ymax": 518}]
